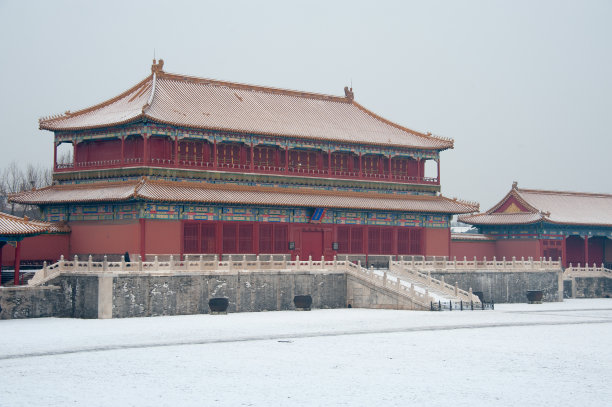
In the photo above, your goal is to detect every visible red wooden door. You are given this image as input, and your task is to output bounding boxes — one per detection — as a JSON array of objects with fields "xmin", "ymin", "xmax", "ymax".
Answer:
[{"xmin": 302, "ymin": 231, "xmax": 324, "ymax": 260}]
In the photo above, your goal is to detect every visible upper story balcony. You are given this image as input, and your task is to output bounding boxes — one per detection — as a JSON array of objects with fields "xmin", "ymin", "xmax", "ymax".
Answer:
[{"xmin": 54, "ymin": 136, "xmax": 440, "ymax": 186}]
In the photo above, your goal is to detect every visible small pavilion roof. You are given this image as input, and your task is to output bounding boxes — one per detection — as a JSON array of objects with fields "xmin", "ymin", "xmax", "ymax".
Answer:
[
  {"xmin": 459, "ymin": 182, "xmax": 612, "ymax": 227},
  {"xmin": 0, "ymin": 212, "xmax": 70, "ymax": 238},
  {"xmin": 10, "ymin": 178, "xmax": 478, "ymax": 215},
  {"xmin": 39, "ymin": 60, "xmax": 453, "ymax": 150}
]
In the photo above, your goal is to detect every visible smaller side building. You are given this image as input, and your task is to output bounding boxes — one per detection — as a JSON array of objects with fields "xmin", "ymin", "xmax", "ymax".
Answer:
[
  {"xmin": 0, "ymin": 212, "xmax": 70, "ymax": 285},
  {"xmin": 456, "ymin": 182, "xmax": 612, "ymax": 268}
]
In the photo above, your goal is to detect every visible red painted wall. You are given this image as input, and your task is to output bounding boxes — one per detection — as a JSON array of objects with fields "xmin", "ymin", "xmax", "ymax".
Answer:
[
  {"xmin": 144, "ymin": 220, "xmax": 181, "ymax": 256},
  {"xmin": 566, "ymin": 235, "xmax": 584, "ymax": 265},
  {"xmin": 1, "ymin": 234, "xmax": 70, "ymax": 266},
  {"xmin": 588, "ymin": 237, "xmax": 605, "ymax": 265},
  {"xmin": 494, "ymin": 239, "xmax": 541, "ymax": 260},
  {"xmin": 606, "ymin": 239, "xmax": 612, "ymax": 263},
  {"xmin": 450, "ymin": 240, "xmax": 496, "ymax": 260},
  {"xmin": 423, "ymin": 228, "xmax": 450, "ymax": 257},
  {"xmin": 69, "ymin": 221, "xmax": 140, "ymax": 256}
]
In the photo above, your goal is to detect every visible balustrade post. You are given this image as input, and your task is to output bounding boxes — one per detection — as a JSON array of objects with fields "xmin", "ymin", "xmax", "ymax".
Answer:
[
  {"xmin": 256, "ymin": 255, "xmax": 260, "ymax": 270},
  {"xmin": 512, "ymin": 256, "xmax": 516, "ymax": 268},
  {"xmin": 242, "ymin": 254, "xmax": 247, "ymax": 270},
  {"xmin": 213, "ymin": 254, "xmax": 218, "ymax": 270},
  {"xmin": 88, "ymin": 255, "xmax": 93, "ymax": 272},
  {"xmin": 309, "ymin": 255, "xmax": 312, "ymax": 269},
  {"xmin": 283, "ymin": 254, "xmax": 287, "ymax": 269},
  {"xmin": 453, "ymin": 256, "xmax": 457, "ymax": 268},
  {"xmin": 103, "ymin": 255, "xmax": 108, "ymax": 271},
  {"xmin": 43, "ymin": 261, "xmax": 48, "ymax": 279},
  {"xmin": 154, "ymin": 255, "xmax": 159, "ymax": 271},
  {"xmin": 502, "ymin": 256, "xmax": 506, "ymax": 270},
  {"xmin": 440, "ymin": 275, "xmax": 445, "ymax": 285},
  {"xmin": 138, "ymin": 254, "xmax": 143, "ymax": 272},
  {"xmin": 228, "ymin": 255, "xmax": 233, "ymax": 271},
  {"xmin": 59, "ymin": 255, "xmax": 65, "ymax": 271},
  {"xmin": 333, "ymin": 255, "xmax": 337, "ymax": 270},
  {"xmin": 73, "ymin": 255, "xmax": 79, "ymax": 272},
  {"xmin": 321, "ymin": 255, "xmax": 325, "ymax": 269},
  {"xmin": 295, "ymin": 255, "xmax": 300, "ymax": 270},
  {"xmin": 454, "ymin": 281, "xmax": 458, "ymax": 296},
  {"xmin": 357, "ymin": 260, "xmax": 361, "ymax": 270},
  {"xmin": 169, "ymin": 255, "xmax": 174, "ymax": 270},
  {"xmin": 120, "ymin": 256, "xmax": 125, "ymax": 271}
]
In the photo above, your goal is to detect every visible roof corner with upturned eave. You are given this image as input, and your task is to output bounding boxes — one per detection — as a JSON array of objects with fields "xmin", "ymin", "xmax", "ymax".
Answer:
[{"xmin": 351, "ymin": 100, "xmax": 454, "ymax": 151}]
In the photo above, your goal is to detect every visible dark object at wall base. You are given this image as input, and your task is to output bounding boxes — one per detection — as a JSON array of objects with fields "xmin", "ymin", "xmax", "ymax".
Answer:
[
  {"xmin": 294, "ymin": 295, "xmax": 312, "ymax": 311},
  {"xmin": 209, "ymin": 297, "xmax": 229, "ymax": 314},
  {"xmin": 473, "ymin": 291, "xmax": 484, "ymax": 302},
  {"xmin": 527, "ymin": 290, "xmax": 543, "ymax": 304}
]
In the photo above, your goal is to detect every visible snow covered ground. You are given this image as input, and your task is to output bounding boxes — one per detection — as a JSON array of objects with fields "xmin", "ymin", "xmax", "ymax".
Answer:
[{"xmin": 1, "ymin": 299, "xmax": 611, "ymax": 406}]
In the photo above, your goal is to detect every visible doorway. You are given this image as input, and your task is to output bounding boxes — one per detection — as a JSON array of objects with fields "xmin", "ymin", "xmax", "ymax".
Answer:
[{"xmin": 301, "ymin": 231, "xmax": 324, "ymax": 260}]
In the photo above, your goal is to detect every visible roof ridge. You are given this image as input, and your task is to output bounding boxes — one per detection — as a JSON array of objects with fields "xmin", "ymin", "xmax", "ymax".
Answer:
[
  {"xmin": 352, "ymin": 101, "xmax": 454, "ymax": 149},
  {"xmin": 518, "ymin": 188, "xmax": 612, "ymax": 198},
  {"xmin": 157, "ymin": 71, "xmax": 350, "ymax": 103},
  {"xmin": 39, "ymin": 74, "xmax": 153, "ymax": 129}
]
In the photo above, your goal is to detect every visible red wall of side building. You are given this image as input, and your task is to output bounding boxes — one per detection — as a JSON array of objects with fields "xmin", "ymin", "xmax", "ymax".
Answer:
[
  {"xmin": 450, "ymin": 240, "xmax": 496, "ymax": 260},
  {"xmin": 143, "ymin": 220, "xmax": 182, "ymax": 256},
  {"xmin": 423, "ymin": 228, "xmax": 450, "ymax": 257},
  {"xmin": 69, "ymin": 221, "xmax": 141, "ymax": 257},
  {"xmin": 494, "ymin": 239, "xmax": 541, "ymax": 260},
  {"xmin": 2, "ymin": 234, "xmax": 70, "ymax": 266}
]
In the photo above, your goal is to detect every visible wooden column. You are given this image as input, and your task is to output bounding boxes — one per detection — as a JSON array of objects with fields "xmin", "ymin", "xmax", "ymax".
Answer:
[
  {"xmin": 584, "ymin": 236, "xmax": 589, "ymax": 265},
  {"xmin": 139, "ymin": 218, "xmax": 146, "ymax": 261},
  {"xmin": 143, "ymin": 135, "xmax": 149, "ymax": 164},
  {"xmin": 53, "ymin": 142, "xmax": 58, "ymax": 171},
  {"xmin": 358, "ymin": 152, "xmax": 362, "ymax": 177},
  {"xmin": 120, "ymin": 136, "xmax": 125, "ymax": 165},
  {"xmin": 72, "ymin": 141, "xmax": 77, "ymax": 167},
  {"xmin": 212, "ymin": 139, "xmax": 218, "ymax": 170},
  {"xmin": 174, "ymin": 136, "xmax": 179, "ymax": 165},
  {"xmin": 417, "ymin": 158, "xmax": 422, "ymax": 181},
  {"xmin": 562, "ymin": 235, "xmax": 567, "ymax": 267},
  {"xmin": 253, "ymin": 223, "xmax": 259, "ymax": 255},
  {"xmin": 285, "ymin": 146, "xmax": 289, "ymax": 174},
  {"xmin": 437, "ymin": 159, "xmax": 441, "ymax": 184},
  {"xmin": 14, "ymin": 241, "xmax": 21, "ymax": 286},
  {"xmin": 327, "ymin": 150, "xmax": 332, "ymax": 175},
  {"xmin": 0, "ymin": 242, "xmax": 4, "ymax": 286},
  {"xmin": 250, "ymin": 143, "xmax": 255, "ymax": 171},
  {"xmin": 388, "ymin": 154, "xmax": 392, "ymax": 179}
]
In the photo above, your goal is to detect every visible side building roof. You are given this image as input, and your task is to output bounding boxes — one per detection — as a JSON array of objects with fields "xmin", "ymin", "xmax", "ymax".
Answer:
[
  {"xmin": 0, "ymin": 212, "xmax": 70, "ymax": 238},
  {"xmin": 10, "ymin": 179, "xmax": 478, "ymax": 215},
  {"xmin": 39, "ymin": 60, "xmax": 453, "ymax": 150},
  {"xmin": 459, "ymin": 182, "xmax": 612, "ymax": 227}
]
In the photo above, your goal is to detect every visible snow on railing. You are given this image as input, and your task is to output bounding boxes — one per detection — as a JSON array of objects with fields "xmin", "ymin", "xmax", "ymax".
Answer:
[
  {"xmin": 392, "ymin": 255, "xmax": 562, "ymax": 271},
  {"xmin": 564, "ymin": 264, "xmax": 612, "ymax": 277}
]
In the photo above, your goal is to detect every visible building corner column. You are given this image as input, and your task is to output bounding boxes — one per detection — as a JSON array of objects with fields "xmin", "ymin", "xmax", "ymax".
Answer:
[
  {"xmin": 14, "ymin": 241, "xmax": 21, "ymax": 285},
  {"xmin": 584, "ymin": 235, "xmax": 589, "ymax": 265}
]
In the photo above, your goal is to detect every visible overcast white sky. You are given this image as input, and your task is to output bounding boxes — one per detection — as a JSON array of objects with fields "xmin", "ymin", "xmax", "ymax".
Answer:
[{"xmin": 0, "ymin": 0, "xmax": 610, "ymax": 210}]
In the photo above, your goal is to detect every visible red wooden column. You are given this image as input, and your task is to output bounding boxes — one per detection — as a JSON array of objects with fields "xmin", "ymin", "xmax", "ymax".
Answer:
[
  {"xmin": 0, "ymin": 242, "xmax": 4, "ymax": 286},
  {"xmin": 417, "ymin": 158, "xmax": 422, "ymax": 181},
  {"xmin": 250, "ymin": 142, "xmax": 255, "ymax": 172},
  {"xmin": 388, "ymin": 154, "xmax": 392, "ymax": 179},
  {"xmin": 72, "ymin": 140, "xmax": 77, "ymax": 168},
  {"xmin": 327, "ymin": 150, "xmax": 332, "ymax": 175},
  {"xmin": 143, "ymin": 135, "xmax": 149, "ymax": 164},
  {"xmin": 212, "ymin": 139, "xmax": 218, "ymax": 170},
  {"xmin": 437, "ymin": 159, "xmax": 441, "ymax": 184},
  {"xmin": 285, "ymin": 146, "xmax": 289, "ymax": 174},
  {"xmin": 13, "ymin": 241, "xmax": 21, "ymax": 286},
  {"xmin": 139, "ymin": 219, "xmax": 146, "ymax": 261},
  {"xmin": 120, "ymin": 136, "xmax": 125, "ymax": 165},
  {"xmin": 174, "ymin": 136, "xmax": 179, "ymax": 165},
  {"xmin": 584, "ymin": 236, "xmax": 589, "ymax": 265},
  {"xmin": 358, "ymin": 152, "xmax": 362, "ymax": 177},
  {"xmin": 53, "ymin": 142, "xmax": 58, "ymax": 171},
  {"xmin": 562, "ymin": 236, "xmax": 567, "ymax": 267}
]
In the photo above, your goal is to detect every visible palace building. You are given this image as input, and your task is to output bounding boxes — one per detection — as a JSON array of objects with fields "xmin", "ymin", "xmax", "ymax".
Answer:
[
  {"xmin": 457, "ymin": 182, "xmax": 612, "ymax": 267},
  {"xmin": 9, "ymin": 60, "xmax": 477, "ymax": 265}
]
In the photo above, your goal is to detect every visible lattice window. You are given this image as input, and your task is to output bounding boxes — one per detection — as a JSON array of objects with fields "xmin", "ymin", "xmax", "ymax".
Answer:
[
  {"xmin": 273, "ymin": 224, "xmax": 288, "ymax": 253},
  {"xmin": 350, "ymin": 227, "xmax": 363, "ymax": 253},
  {"xmin": 381, "ymin": 228, "xmax": 393, "ymax": 254},
  {"xmin": 259, "ymin": 223, "xmax": 273, "ymax": 253},
  {"xmin": 222, "ymin": 223, "xmax": 238, "ymax": 253},
  {"xmin": 409, "ymin": 229, "xmax": 422, "ymax": 254},
  {"xmin": 200, "ymin": 223, "xmax": 216, "ymax": 253},
  {"xmin": 238, "ymin": 224, "xmax": 253, "ymax": 253},
  {"xmin": 337, "ymin": 226, "xmax": 350, "ymax": 252},
  {"xmin": 184, "ymin": 223, "xmax": 199, "ymax": 253}
]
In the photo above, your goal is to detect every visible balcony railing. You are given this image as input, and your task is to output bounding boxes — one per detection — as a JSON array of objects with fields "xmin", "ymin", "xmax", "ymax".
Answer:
[{"xmin": 55, "ymin": 158, "xmax": 439, "ymax": 185}]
